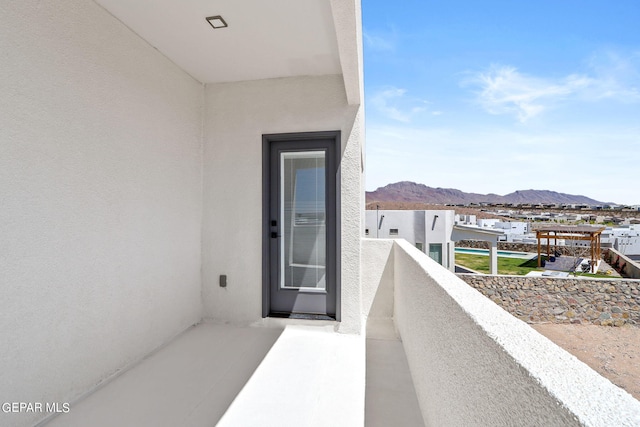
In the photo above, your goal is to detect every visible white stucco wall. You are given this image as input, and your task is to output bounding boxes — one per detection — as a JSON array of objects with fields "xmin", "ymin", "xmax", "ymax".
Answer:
[
  {"xmin": 361, "ymin": 239, "xmax": 394, "ymax": 322},
  {"xmin": 0, "ymin": 1, "xmax": 203, "ymax": 425},
  {"xmin": 202, "ymin": 75, "xmax": 363, "ymax": 333},
  {"xmin": 424, "ymin": 210, "xmax": 455, "ymax": 270},
  {"xmin": 365, "ymin": 210, "xmax": 455, "ymax": 271},
  {"xmin": 392, "ymin": 239, "xmax": 640, "ymax": 426},
  {"xmin": 365, "ymin": 210, "xmax": 423, "ymax": 242}
]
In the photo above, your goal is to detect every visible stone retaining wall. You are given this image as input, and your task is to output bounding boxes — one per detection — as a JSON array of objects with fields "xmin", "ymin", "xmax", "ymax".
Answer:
[{"xmin": 458, "ymin": 274, "xmax": 640, "ymax": 326}]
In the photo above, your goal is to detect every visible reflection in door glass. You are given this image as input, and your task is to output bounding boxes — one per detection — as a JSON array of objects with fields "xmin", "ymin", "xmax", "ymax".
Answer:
[
  {"xmin": 429, "ymin": 243, "xmax": 443, "ymax": 265},
  {"xmin": 280, "ymin": 151, "xmax": 326, "ymax": 290}
]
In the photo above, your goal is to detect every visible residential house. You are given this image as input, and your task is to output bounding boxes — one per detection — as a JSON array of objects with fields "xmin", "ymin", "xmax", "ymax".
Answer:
[{"xmin": 365, "ymin": 210, "xmax": 455, "ymax": 270}]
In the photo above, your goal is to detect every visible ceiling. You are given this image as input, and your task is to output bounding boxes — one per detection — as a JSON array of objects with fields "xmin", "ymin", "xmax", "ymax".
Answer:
[{"xmin": 94, "ymin": 0, "xmax": 342, "ymax": 84}]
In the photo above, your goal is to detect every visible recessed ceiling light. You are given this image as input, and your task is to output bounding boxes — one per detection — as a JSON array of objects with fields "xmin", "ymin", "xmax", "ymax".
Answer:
[{"xmin": 206, "ymin": 15, "xmax": 228, "ymax": 29}]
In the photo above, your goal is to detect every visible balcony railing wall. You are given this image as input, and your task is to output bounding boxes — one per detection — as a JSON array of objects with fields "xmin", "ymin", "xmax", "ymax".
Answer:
[{"xmin": 362, "ymin": 238, "xmax": 640, "ymax": 427}]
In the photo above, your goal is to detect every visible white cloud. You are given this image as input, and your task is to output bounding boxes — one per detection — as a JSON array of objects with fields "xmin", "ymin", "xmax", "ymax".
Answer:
[
  {"xmin": 464, "ymin": 52, "xmax": 640, "ymax": 122},
  {"xmin": 463, "ymin": 65, "xmax": 593, "ymax": 122},
  {"xmin": 582, "ymin": 50, "xmax": 640, "ymax": 102},
  {"xmin": 369, "ymin": 87, "xmax": 428, "ymax": 123}
]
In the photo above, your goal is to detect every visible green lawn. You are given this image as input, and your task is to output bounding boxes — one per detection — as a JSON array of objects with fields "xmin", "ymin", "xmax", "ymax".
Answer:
[
  {"xmin": 455, "ymin": 253, "xmax": 544, "ymax": 275},
  {"xmin": 455, "ymin": 253, "xmax": 614, "ymax": 277}
]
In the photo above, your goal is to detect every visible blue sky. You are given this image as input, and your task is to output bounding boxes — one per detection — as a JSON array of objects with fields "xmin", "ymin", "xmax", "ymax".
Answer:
[{"xmin": 363, "ymin": 0, "xmax": 640, "ymax": 205}]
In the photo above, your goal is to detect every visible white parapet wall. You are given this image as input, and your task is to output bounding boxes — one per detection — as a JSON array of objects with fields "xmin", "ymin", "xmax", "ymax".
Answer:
[
  {"xmin": 606, "ymin": 247, "xmax": 640, "ymax": 280},
  {"xmin": 361, "ymin": 239, "xmax": 395, "ymax": 336},
  {"xmin": 362, "ymin": 238, "xmax": 640, "ymax": 427}
]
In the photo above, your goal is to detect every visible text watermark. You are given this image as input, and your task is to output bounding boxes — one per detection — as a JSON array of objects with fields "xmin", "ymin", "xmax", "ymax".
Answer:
[{"xmin": 2, "ymin": 402, "xmax": 70, "ymax": 414}]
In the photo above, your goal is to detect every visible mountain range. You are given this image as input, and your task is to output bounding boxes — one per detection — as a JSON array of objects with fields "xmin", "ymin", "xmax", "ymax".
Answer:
[{"xmin": 366, "ymin": 181, "xmax": 606, "ymax": 205}]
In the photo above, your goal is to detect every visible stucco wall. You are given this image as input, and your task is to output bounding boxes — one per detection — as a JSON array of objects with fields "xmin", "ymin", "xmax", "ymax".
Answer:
[
  {"xmin": 425, "ymin": 210, "xmax": 455, "ymax": 270},
  {"xmin": 391, "ymin": 239, "xmax": 640, "ymax": 427},
  {"xmin": 0, "ymin": 1, "xmax": 203, "ymax": 425},
  {"xmin": 365, "ymin": 210, "xmax": 423, "ymax": 241},
  {"xmin": 361, "ymin": 240, "xmax": 394, "ymax": 325},
  {"xmin": 364, "ymin": 210, "xmax": 455, "ymax": 271},
  {"xmin": 202, "ymin": 75, "xmax": 363, "ymax": 333}
]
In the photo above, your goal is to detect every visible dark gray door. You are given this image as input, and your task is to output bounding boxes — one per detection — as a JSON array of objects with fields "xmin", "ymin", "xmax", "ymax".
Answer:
[{"xmin": 263, "ymin": 133, "xmax": 338, "ymax": 318}]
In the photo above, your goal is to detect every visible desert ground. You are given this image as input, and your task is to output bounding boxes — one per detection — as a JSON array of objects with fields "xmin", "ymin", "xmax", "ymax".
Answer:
[{"xmin": 533, "ymin": 324, "xmax": 640, "ymax": 401}]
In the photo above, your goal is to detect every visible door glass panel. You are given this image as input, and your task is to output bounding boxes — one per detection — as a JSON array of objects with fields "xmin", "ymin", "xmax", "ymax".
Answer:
[
  {"xmin": 280, "ymin": 151, "xmax": 326, "ymax": 290},
  {"xmin": 429, "ymin": 243, "xmax": 443, "ymax": 265}
]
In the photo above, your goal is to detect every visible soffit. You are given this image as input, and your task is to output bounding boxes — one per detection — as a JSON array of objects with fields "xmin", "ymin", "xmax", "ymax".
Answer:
[{"xmin": 94, "ymin": 0, "xmax": 342, "ymax": 84}]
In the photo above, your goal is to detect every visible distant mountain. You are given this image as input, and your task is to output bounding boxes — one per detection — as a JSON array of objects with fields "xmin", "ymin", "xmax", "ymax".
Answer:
[{"xmin": 366, "ymin": 181, "xmax": 606, "ymax": 205}]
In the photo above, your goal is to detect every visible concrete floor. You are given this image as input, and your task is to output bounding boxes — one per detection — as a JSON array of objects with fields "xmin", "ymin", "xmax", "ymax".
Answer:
[
  {"xmin": 43, "ymin": 321, "xmax": 421, "ymax": 427},
  {"xmin": 44, "ymin": 323, "xmax": 284, "ymax": 427},
  {"xmin": 543, "ymin": 255, "xmax": 585, "ymax": 272},
  {"xmin": 365, "ymin": 319, "xmax": 425, "ymax": 427}
]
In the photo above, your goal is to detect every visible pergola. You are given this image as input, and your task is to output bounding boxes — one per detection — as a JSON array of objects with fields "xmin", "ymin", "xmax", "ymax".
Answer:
[{"xmin": 535, "ymin": 225, "xmax": 606, "ymax": 273}]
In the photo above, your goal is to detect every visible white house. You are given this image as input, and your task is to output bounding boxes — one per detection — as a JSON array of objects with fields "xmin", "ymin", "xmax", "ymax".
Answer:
[
  {"xmin": 365, "ymin": 210, "xmax": 455, "ymax": 271},
  {"xmin": 494, "ymin": 221, "xmax": 530, "ymax": 242},
  {"xmin": 2, "ymin": 1, "xmax": 640, "ymax": 426},
  {"xmin": 477, "ymin": 218, "xmax": 500, "ymax": 228},
  {"xmin": 454, "ymin": 214, "xmax": 476, "ymax": 225},
  {"xmin": 601, "ymin": 225, "xmax": 640, "ymax": 256}
]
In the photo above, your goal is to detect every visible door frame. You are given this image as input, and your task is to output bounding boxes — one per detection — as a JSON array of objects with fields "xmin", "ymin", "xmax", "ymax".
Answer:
[{"xmin": 262, "ymin": 131, "xmax": 341, "ymax": 320}]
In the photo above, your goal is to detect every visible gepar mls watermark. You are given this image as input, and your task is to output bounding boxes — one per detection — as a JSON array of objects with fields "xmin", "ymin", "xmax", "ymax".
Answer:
[{"xmin": 2, "ymin": 402, "xmax": 70, "ymax": 414}]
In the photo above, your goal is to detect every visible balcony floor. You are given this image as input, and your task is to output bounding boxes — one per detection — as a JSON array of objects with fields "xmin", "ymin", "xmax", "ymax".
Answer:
[
  {"xmin": 43, "ymin": 321, "xmax": 423, "ymax": 426},
  {"xmin": 365, "ymin": 320, "xmax": 425, "ymax": 427}
]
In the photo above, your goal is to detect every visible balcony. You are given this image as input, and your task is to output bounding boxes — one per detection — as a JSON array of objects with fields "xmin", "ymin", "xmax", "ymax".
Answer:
[{"xmin": 31, "ymin": 239, "xmax": 640, "ymax": 427}]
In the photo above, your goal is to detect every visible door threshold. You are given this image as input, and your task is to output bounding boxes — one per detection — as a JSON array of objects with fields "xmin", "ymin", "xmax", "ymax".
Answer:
[{"xmin": 269, "ymin": 312, "xmax": 336, "ymax": 321}]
